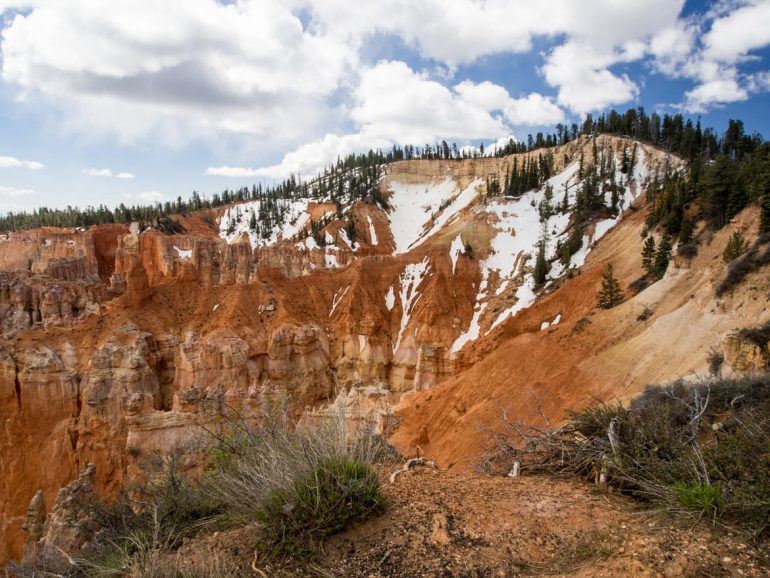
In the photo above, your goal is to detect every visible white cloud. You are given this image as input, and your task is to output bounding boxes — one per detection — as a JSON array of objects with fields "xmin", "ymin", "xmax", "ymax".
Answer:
[
  {"xmin": 83, "ymin": 168, "xmax": 137, "ymax": 178},
  {"xmin": 205, "ymin": 166, "xmax": 260, "ymax": 178},
  {"xmin": 0, "ymin": 155, "xmax": 45, "ymax": 169},
  {"xmin": 0, "ymin": 0, "xmax": 689, "ymax": 146},
  {"xmin": 350, "ymin": 61, "xmax": 508, "ymax": 144},
  {"xmin": 1, "ymin": 0, "xmax": 769, "ymax": 173},
  {"xmin": 703, "ymin": 0, "xmax": 770, "ymax": 64},
  {"xmin": 82, "ymin": 168, "xmax": 113, "ymax": 177},
  {"xmin": 249, "ymin": 61, "xmax": 562, "ymax": 179},
  {"xmin": 453, "ymin": 82, "xmax": 565, "ymax": 126},
  {"xmin": 542, "ymin": 41, "xmax": 641, "ymax": 114},
  {"xmin": 646, "ymin": 2, "xmax": 770, "ymax": 112},
  {"xmin": 649, "ymin": 22, "xmax": 698, "ymax": 76},
  {"xmin": 124, "ymin": 191, "xmax": 164, "ymax": 201},
  {"xmin": 302, "ymin": 0, "xmax": 682, "ymax": 114},
  {"xmin": 0, "ymin": 185, "xmax": 35, "ymax": 196},
  {"xmin": 683, "ymin": 78, "xmax": 749, "ymax": 112},
  {"xmin": 0, "ymin": 0, "xmax": 356, "ymax": 144},
  {"xmin": 503, "ymin": 93, "xmax": 566, "ymax": 126}
]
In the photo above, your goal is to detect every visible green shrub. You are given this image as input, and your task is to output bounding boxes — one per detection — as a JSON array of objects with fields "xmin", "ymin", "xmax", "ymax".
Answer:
[
  {"xmin": 673, "ymin": 482, "xmax": 724, "ymax": 521},
  {"xmin": 722, "ymin": 230, "xmax": 747, "ymax": 262},
  {"xmin": 256, "ymin": 456, "xmax": 386, "ymax": 558}
]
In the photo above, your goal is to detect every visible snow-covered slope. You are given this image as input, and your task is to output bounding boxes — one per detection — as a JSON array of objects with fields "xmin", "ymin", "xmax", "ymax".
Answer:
[
  {"xmin": 219, "ymin": 199, "xmax": 312, "ymax": 249},
  {"xmin": 451, "ymin": 146, "xmax": 650, "ymax": 353},
  {"xmin": 387, "ymin": 178, "xmax": 483, "ymax": 254}
]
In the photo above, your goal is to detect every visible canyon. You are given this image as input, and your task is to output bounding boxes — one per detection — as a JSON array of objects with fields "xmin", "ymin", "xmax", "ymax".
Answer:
[{"xmin": 1, "ymin": 134, "xmax": 768, "ymax": 565}]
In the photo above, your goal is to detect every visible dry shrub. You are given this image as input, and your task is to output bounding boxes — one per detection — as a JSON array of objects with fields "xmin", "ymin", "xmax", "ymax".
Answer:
[
  {"xmin": 9, "ymin": 405, "xmax": 395, "ymax": 574},
  {"xmin": 481, "ymin": 374, "xmax": 770, "ymax": 540}
]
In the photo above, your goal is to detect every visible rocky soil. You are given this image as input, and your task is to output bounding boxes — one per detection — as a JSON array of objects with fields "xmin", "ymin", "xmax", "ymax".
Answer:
[{"xmin": 177, "ymin": 467, "xmax": 769, "ymax": 577}]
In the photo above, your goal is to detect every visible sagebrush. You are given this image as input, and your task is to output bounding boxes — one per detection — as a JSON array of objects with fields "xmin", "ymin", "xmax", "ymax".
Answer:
[{"xmin": 482, "ymin": 374, "xmax": 770, "ymax": 540}]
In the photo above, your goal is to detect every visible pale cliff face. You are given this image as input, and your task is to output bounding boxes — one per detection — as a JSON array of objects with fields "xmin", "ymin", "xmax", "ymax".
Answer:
[{"xmin": 1, "ymin": 136, "xmax": 768, "ymax": 564}]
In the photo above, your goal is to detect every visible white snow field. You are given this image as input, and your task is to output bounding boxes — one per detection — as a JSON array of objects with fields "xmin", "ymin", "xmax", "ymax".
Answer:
[{"xmin": 387, "ymin": 178, "xmax": 483, "ymax": 254}]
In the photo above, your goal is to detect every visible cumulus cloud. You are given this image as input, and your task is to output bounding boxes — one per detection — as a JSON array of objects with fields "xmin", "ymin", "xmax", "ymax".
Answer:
[
  {"xmin": 1, "ymin": 0, "xmax": 769, "ymax": 175},
  {"xmin": 205, "ymin": 166, "xmax": 260, "ymax": 178},
  {"xmin": 541, "ymin": 41, "xmax": 642, "ymax": 114},
  {"xmin": 83, "ymin": 168, "xmax": 113, "ymax": 177},
  {"xmin": 0, "ymin": 0, "xmax": 687, "ymax": 146},
  {"xmin": 242, "ymin": 61, "xmax": 564, "ymax": 179},
  {"xmin": 124, "ymin": 191, "xmax": 164, "ymax": 201},
  {"xmin": 0, "ymin": 185, "xmax": 35, "ymax": 196},
  {"xmin": 452, "ymin": 82, "xmax": 565, "ymax": 126},
  {"xmin": 0, "ymin": 155, "xmax": 45, "ymax": 169},
  {"xmin": 0, "ymin": 0, "xmax": 355, "ymax": 143},
  {"xmin": 683, "ymin": 78, "xmax": 749, "ymax": 113},
  {"xmin": 702, "ymin": 0, "xmax": 770, "ymax": 64},
  {"xmin": 83, "ymin": 168, "xmax": 136, "ymax": 178},
  {"xmin": 303, "ymin": 0, "xmax": 682, "ymax": 114},
  {"xmin": 647, "ymin": 1, "xmax": 770, "ymax": 112}
]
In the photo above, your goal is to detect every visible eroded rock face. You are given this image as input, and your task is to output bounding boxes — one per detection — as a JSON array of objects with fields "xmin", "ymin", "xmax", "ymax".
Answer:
[
  {"xmin": 0, "ymin": 228, "xmax": 100, "ymax": 281},
  {"xmin": 76, "ymin": 325, "xmax": 162, "ymax": 493},
  {"xmin": 115, "ymin": 232, "xmax": 255, "ymax": 289},
  {"xmin": 723, "ymin": 330, "xmax": 770, "ymax": 372},
  {"xmin": 22, "ymin": 464, "xmax": 100, "ymax": 564},
  {"xmin": 174, "ymin": 329, "xmax": 258, "ymax": 413},
  {"xmin": 267, "ymin": 323, "xmax": 336, "ymax": 408},
  {"xmin": 0, "ymin": 272, "xmax": 102, "ymax": 337},
  {"xmin": 21, "ymin": 491, "xmax": 46, "ymax": 545}
]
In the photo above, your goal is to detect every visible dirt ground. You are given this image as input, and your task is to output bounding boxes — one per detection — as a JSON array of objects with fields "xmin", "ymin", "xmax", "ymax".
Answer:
[{"xmin": 194, "ymin": 466, "xmax": 768, "ymax": 577}]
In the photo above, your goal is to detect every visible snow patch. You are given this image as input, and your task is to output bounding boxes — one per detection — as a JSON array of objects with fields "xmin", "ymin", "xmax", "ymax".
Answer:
[
  {"xmin": 174, "ymin": 246, "xmax": 192, "ymax": 259},
  {"xmin": 338, "ymin": 228, "xmax": 358, "ymax": 252},
  {"xmin": 367, "ymin": 215, "xmax": 378, "ymax": 246},
  {"xmin": 297, "ymin": 236, "xmax": 318, "ymax": 250},
  {"xmin": 329, "ymin": 285, "xmax": 350, "ymax": 318},
  {"xmin": 393, "ymin": 257, "xmax": 431, "ymax": 353},
  {"xmin": 385, "ymin": 285, "xmax": 395, "ymax": 311},
  {"xmin": 452, "ymin": 159, "xmax": 618, "ymax": 352},
  {"xmin": 540, "ymin": 313, "xmax": 562, "ymax": 331},
  {"xmin": 449, "ymin": 234, "xmax": 465, "ymax": 274},
  {"xmin": 325, "ymin": 251, "xmax": 340, "ymax": 268}
]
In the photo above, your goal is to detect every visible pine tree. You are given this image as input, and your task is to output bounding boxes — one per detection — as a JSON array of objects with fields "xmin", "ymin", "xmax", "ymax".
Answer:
[
  {"xmin": 641, "ymin": 235, "xmax": 656, "ymax": 274},
  {"xmin": 678, "ymin": 217, "xmax": 694, "ymax": 245},
  {"xmin": 596, "ymin": 263, "xmax": 623, "ymax": 309},
  {"xmin": 533, "ymin": 222, "xmax": 550, "ymax": 286},
  {"xmin": 722, "ymin": 230, "xmax": 747, "ymax": 262},
  {"xmin": 654, "ymin": 233, "xmax": 672, "ymax": 279}
]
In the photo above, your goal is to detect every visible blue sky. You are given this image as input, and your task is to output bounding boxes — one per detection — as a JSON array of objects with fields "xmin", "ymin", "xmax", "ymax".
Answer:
[{"xmin": 0, "ymin": 0, "xmax": 769, "ymax": 213}]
